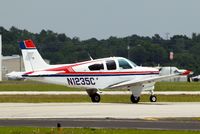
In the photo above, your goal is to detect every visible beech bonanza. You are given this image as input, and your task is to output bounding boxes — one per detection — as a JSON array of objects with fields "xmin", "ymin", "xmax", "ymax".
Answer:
[{"xmin": 17, "ymin": 40, "xmax": 191, "ymax": 103}]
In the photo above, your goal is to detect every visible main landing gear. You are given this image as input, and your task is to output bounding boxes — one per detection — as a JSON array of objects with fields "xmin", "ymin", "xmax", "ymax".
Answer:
[
  {"xmin": 86, "ymin": 89, "xmax": 101, "ymax": 103},
  {"xmin": 130, "ymin": 95, "xmax": 140, "ymax": 103},
  {"xmin": 91, "ymin": 93, "xmax": 101, "ymax": 102}
]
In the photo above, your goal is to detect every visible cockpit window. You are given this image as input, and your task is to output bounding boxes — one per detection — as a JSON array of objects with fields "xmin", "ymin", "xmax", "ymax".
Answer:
[
  {"xmin": 89, "ymin": 63, "xmax": 104, "ymax": 71},
  {"xmin": 106, "ymin": 60, "xmax": 116, "ymax": 70},
  {"xmin": 118, "ymin": 59, "xmax": 132, "ymax": 69},
  {"xmin": 127, "ymin": 59, "xmax": 137, "ymax": 67}
]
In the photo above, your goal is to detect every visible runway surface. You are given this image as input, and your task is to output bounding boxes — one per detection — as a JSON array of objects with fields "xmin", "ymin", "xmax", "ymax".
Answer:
[
  {"xmin": 0, "ymin": 91, "xmax": 200, "ymax": 95},
  {"xmin": 0, "ymin": 102, "xmax": 200, "ymax": 130},
  {"xmin": 1, "ymin": 102, "xmax": 200, "ymax": 119},
  {"xmin": 0, "ymin": 118, "xmax": 200, "ymax": 130}
]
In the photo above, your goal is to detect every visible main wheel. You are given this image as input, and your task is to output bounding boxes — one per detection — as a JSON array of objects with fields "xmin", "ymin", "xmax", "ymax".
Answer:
[
  {"xmin": 150, "ymin": 95, "xmax": 157, "ymax": 102},
  {"xmin": 130, "ymin": 95, "xmax": 140, "ymax": 103},
  {"xmin": 91, "ymin": 93, "xmax": 101, "ymax": 103}
]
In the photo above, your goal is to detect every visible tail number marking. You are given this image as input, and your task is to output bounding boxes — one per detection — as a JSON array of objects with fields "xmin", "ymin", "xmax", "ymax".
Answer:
[{"xmin": 67, "ymin": 77, "xmax": 96, "ymax": 85}]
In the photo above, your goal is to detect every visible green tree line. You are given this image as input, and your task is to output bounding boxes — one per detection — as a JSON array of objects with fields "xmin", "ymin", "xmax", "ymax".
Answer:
[{"xmin": 0, "ymin": 26, "xmax": 200, "ymax": 74}]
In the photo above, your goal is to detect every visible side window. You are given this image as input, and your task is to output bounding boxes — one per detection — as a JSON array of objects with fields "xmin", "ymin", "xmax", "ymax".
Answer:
[
  {"xmin": 88, "ymin": 63, "xmax": 104, "ymax": 71},
  {"xmin": 118, "ymin": 59, "xmax": 132, "ymax": 69},
  {"xmin": 106, "ymin": 60, "xmax": 116, "ymax": 70}
]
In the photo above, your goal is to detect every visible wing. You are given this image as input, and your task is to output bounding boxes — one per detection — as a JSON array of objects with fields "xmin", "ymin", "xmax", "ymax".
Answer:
[{"xmin": 109, "ymin": 70, "xmax": 191, "ymax": 89}]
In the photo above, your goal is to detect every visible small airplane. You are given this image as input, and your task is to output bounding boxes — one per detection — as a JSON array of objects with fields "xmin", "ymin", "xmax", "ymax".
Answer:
[{"xmin": 17, "ymin": 39, "xmax": 191, "ymax": 103}]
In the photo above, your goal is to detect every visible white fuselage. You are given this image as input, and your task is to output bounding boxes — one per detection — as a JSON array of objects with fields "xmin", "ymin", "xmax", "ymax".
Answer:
[{"xmin": 26, "ymin": 57, "xmax": 159, "ymax": 90}]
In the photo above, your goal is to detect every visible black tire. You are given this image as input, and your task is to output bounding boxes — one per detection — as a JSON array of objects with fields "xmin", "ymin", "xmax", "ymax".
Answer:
[
  {"xmin": 130, "ymin": 95, "xmax": 140, "ymax": 103},
  {"xmin": 91, "ymin": 93, "xmax": 101, "ymax": 103},
  {"xmin": 193, "ymin": 78, "xmax": 199, "ymax": 82},
  {"xmin": 150, "ymin": 95, "xmax": 157, "ymax": 102}
]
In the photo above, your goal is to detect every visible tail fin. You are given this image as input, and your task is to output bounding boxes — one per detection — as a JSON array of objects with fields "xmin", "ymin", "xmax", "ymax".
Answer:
[{"xmin": 19, "ymin": 40, "xmax": 50, "ymax": 72}]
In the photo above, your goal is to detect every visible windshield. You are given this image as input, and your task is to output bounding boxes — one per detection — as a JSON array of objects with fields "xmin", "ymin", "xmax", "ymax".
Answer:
[
  {"xmin": 118, "ymin": 59, "xmax": 132, "ymax": 69},
  {"xmin": 126, "ymin": 59, "xmax": 137, "ymax": 67}
]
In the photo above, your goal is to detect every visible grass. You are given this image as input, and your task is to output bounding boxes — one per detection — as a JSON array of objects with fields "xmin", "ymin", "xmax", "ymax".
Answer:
[
  {"xmin": 1, "ymin": 94, "xmax": 200, "ymax": 103},
  {"xmin": 0, "ymin": 81, "xmax": 200, "ymax": 91},
  {"xmin": 0, "ymin": 80, "xmax": 81, "ymax": 91},
  {"xmin": 0, "ymin": 127, "xmax": 199, "ymax": 134},
  {"xmin": 155, "ymin": 82, "xmax": 200, "ymax": 91}
]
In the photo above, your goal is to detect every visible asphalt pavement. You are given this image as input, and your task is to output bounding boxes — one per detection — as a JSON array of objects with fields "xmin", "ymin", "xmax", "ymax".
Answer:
[{"xmin": 0, "ymin": 118, "xmax": 199, "ymax": 130}]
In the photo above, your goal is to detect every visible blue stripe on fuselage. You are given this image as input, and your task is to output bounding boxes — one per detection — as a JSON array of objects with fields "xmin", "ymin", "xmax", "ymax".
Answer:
[{"xmin": 22, "ymin": 73, "xmax": 159, "ymax": 77}]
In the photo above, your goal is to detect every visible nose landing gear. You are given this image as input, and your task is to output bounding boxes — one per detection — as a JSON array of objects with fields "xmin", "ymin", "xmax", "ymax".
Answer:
[
  {"xmin": 150, "ymin": 95, "xmax": 157, "ymax": 102},
  {"xmin": 149, "ymin": 90, "xmax": 157, "ymax": 102}
]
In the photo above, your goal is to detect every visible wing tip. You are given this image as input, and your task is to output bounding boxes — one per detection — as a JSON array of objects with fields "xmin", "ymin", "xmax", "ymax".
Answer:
[{"xmin": 181, "ymin": 70, "xmax": 192, "ymax": 75}]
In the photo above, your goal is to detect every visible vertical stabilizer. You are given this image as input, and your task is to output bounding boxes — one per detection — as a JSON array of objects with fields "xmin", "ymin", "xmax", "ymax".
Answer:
[{"xmin": 19, "ymin": 40, "xmax": 50, "ymax": 72}]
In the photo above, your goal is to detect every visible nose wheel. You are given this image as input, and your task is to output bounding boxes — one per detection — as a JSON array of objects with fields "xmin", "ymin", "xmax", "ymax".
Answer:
[{"xmin": 150, "ymin": 95, "xmax": 157, "ymax": 102}]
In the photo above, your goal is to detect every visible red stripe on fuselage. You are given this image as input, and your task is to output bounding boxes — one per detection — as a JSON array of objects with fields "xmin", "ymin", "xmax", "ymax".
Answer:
[
  {"xmin": 45, "ymin": 59, "xmax": 159, "ymax": 75},
  {"xmin": 58, "ymin": 71, "xmax": 159, "ymax": 75}
]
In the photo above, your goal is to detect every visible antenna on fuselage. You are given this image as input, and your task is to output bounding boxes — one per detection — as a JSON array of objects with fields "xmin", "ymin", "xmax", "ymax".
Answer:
[{"xmin": 88, "ymin": 53, "xmax": 93, "ymax": 60}]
